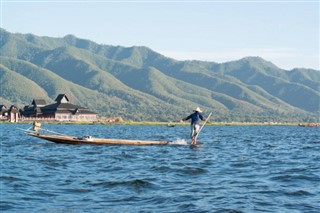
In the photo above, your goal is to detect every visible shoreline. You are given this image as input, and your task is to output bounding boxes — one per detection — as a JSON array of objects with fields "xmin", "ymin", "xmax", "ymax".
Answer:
[{"xmin": 0, "ymin": 120, "xmax": 313, "ymax": 126}]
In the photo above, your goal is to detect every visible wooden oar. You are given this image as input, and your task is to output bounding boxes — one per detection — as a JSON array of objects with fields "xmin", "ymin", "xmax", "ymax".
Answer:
[{"xmin": 193, "ymin": 112, "xmax": 212, "ymax": 144}]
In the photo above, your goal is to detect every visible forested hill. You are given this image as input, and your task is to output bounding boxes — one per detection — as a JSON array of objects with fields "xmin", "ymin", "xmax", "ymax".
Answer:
[{"xmin": 0, "ymin": 28, "xmax": 319, "ymax": 122}]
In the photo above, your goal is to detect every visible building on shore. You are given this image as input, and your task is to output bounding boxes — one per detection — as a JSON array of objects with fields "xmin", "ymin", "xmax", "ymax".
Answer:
[
  {"xmin": 8, "ymin": 105, "xmax": 20, "ymax": 122},
  {"xmin": 1, "ymin": 105, "xmax": 20, "ymax": 122},
  {"xmin": 21, "ymin": 94, "xmax": 97, "ymax": 121},
  {"xmin": 0, "ymin": 105, "xmax": 8, "ymax": 120}
]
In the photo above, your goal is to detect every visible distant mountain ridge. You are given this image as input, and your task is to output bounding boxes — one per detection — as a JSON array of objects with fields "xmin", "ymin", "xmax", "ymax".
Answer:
[{"xmin": 0, "ymin": 28, "xmax": 319, "ymax": 122}]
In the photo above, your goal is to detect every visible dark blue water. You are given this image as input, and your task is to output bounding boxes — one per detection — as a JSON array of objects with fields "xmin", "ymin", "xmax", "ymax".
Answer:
[{"xmin": 1, "ymin": 124, "xmax": 319, "ymax": 212}]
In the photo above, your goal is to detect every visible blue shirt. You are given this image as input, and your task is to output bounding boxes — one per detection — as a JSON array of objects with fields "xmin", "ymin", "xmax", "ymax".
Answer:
[{"xmin": 183, "ymin": 112, "xmax": 204, "ymax": 125}]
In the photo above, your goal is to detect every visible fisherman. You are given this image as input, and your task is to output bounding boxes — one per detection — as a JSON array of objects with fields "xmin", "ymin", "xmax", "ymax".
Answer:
[
  {"xmin": 181, "ymin": 107, "xmax": 205, "ymax": 144},
  {"xmin": 33, "ymin": 121, "xmax": 41, "ymax": 133}
]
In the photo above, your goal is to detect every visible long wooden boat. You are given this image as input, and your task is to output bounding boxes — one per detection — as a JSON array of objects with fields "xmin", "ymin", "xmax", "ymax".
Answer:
[{"xmin": 25, "ymin": 132, "xmax": 169, "ymax": 146}]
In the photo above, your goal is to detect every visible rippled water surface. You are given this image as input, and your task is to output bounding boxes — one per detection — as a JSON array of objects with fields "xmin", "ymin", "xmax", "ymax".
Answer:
[{"xmin": 1, "ymin": 124, "xmax": 319, "ymax": 212}]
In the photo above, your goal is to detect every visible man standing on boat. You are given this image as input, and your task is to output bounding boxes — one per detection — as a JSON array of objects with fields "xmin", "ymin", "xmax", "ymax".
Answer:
[{"xmin": 181, "ymin": 107, "xmax": 205, "ymax": 144}]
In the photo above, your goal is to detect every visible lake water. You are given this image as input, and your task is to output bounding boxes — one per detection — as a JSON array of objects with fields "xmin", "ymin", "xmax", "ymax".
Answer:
[{"xmin": 1, "ymin": 124, "xmax": 319, "ymax": 212}]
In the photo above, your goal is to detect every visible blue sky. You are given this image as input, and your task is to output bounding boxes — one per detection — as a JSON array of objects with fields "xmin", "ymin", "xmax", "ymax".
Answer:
[{"xmin": 1, "ymin": 0, "xmax": 319, "ymax": 70}]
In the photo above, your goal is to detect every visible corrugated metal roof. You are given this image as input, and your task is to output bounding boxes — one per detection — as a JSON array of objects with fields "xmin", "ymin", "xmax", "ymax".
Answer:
[
  {"xmin": 32, "ymin": 99, "xmax": 46, "ymax": 106},
  {"xmin": 55, "ymin": 94, "xmax": 69, "ymax": 103},
  {"xmin": 21, "ymin": 94, "xmax": 97, "ymax": 117},
  {"xmin": 41, "ymin": 103, "xmax": 96, "ymax": 115}
]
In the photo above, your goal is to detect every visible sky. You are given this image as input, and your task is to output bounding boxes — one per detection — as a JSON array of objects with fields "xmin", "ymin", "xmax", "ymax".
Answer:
[{"xmin": 1, "ymin": 0, "xmax": 319, "ymax": 70}]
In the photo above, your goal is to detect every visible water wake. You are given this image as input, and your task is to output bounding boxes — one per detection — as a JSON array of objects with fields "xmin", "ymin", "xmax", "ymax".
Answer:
[{"xmin": 169, "ymin": 139, "xmax": 188, "ymax": 145}]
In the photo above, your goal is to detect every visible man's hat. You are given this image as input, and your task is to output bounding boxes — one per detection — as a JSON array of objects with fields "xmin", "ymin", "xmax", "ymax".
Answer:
[{"xmin": 193, "ymin": 107, "xmax": 202, "ymax": 112}]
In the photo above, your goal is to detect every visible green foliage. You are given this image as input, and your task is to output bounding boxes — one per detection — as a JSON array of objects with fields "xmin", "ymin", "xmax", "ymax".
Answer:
[{"xmin": 0, "ymin": 28, "xmax": 319, "ymax": 122}]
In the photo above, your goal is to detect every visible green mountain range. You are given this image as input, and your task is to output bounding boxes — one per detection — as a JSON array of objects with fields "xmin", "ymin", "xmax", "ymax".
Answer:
[{"xmin": 0, "ymin": 29, "xmax": 319, "ymax": 122}]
